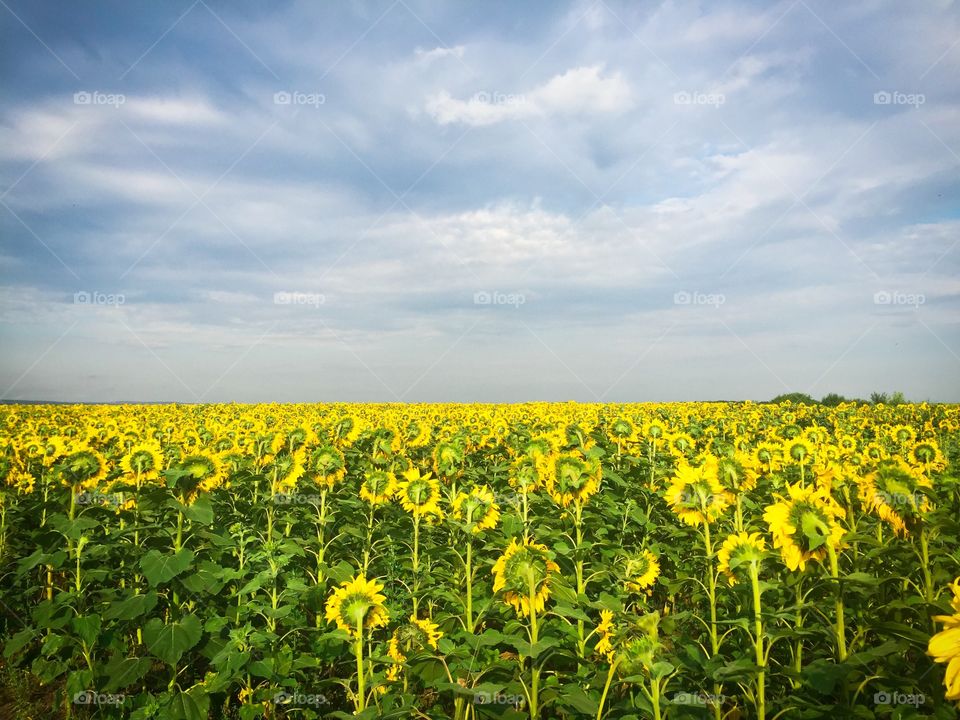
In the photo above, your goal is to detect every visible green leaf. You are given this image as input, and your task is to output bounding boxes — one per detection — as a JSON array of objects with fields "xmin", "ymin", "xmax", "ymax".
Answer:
[
  {"xmin": 101, "ymin": 655, "xmax": 152, "ymax": 692},
  {"xmin": 71, "ymin": 615, "xmax": 101, "ymax": 648},
  {"xmin": 105, "ymin": 592, "xmax": 159, "ymax": 620},
  {"xmin": 184, "ymin": 496, "xmax": 214, "ymax": 525},
  {"xmin": 4, "ymin": 628, "xmax": 36, "ymax": 658},
  {"xmin": 140, "ymin": 549, "xmax": 195, "ymax": 587},
  {"xmin": 144, "ymin": 614, "xmax": 203, "ymax": 666},
  {"xmin": 167, "ymin": 685, "xmax": 211, "ymax": 720},
  {"xmin": 556, "ymin": 684, "xmax": 598, "ymax": 714}
]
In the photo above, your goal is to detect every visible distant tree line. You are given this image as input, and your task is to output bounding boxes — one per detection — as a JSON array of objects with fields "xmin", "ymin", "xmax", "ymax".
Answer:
[{"xmin": 768, "ymin": 391, "xmax": 908, "ymax": 406}]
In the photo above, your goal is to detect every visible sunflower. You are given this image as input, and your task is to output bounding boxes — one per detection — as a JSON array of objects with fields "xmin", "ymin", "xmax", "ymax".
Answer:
[
  {"xmin": 266, "ymin": 448, "xmax": 306, "ymax": 494},
  {"xmin": 451, "ymin": 485, "xmax": 500, "ymax": 532},
  {"xmin": 595, "ymin": 609, "xmax": 616, "ymax": 662},
  {"xmin": 359, "ymin": 469, "xmax": 397, "ymax": 506},
  {"xmin": 763, "ymin": 483, "xmax": 845, "ymax": 571},
  {"xmin": 592, "ymin": 609, "xmax": 662, "ymax": 674},
  {"xmin": 623, "ymin": 549, "xmax": 661, "ymax": 594},
  {"xmin": 783, "ymin": 437, "xmax": 813, "ymax": 466},
  {"xmin": 716, "ymin": 452, "xmax": 758, "ymax": 495},
  {"xmin": 492, "ymin": 538, "xmax": 560, "ymax": 617},
  {"xmin": 508, "ymin": 454, "xmax": 545, "ymax": 494},
  {"xmin": 857, "ymin": 459, "xmax": 931, "ymax": 536},
  {"xmin": 927, "ymin": 576, "xmax": 960, "ymax": 702},
  {"xmin": 908, "ymin": 440, "xmax": 947, "ymax": 473},
  {"xmin": 58, "ymin": 444, "xmax": 109, "ymax": 491},
  {"xmin": 544, "ymin": 451, "xmax": 601, "ymax": 507},
  {"xmin": 753, "ymin": 442, "xmax": 783, "ymax": 473},
  {"xmin": 664, "ymin": 457, "xmax": 730, "ymax": 526},
  {"xmin": 41, "ymin": 436, "xmax": 69, "ymax": 468},
  {"xmin": 432, "ymin": 440, "xmax": 464, "ymax": 481},
  {"xmin": 717, "ymin": 532, "xmax": 766, "ymax": 586},
  {"xmin": 175, "ymin": 451, "xmax": 225, "ymax": 504},
  {"xmin": 324, "ymin": 574, "xmax": 389, "ymax": 637},
  {"xmin": 308, "ymin": 444, "xmax": 347, "ymax": 489},
  {"xmin": 888, "ymin": 424, "xmax": 916, "ymax": 446},
  {"xmin": 395, "ymin": 467, "xmax": 443, "ymax": 519}
]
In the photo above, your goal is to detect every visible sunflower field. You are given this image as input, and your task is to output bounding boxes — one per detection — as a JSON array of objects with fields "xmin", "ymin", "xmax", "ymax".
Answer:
[{"xmin": 1, "ymin": 402, "xmax": 959, "ymax": 720}]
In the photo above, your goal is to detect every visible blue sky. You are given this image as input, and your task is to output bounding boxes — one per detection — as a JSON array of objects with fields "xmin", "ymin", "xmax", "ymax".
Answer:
[{"xmin": 1, "ymin": 0, "xmax": 958, "ymax": 402}]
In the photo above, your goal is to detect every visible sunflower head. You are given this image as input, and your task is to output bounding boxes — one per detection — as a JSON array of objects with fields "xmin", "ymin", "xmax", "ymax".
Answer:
[
  {"xmin": 717, "ymin": 532, "xmax": 766, "ymax": 586},
  {"xmin": 267, "ymin": 448, "xmax": 306, "ymax": 493},
  {"xmin": 545, "ymin": 452, "xmax": 601, "ymax": 507},
  {"xmin": 360, "ymin": 469, "xmax": 397, "ymax": 506},
  {"xmin": 594, "ymin": 609, "xmax": 663, "ymax": 675},
  {"xmin": 59, "ymin": 445, "xmax": 109, "ymax": 490},
  {"xmin": 508, "ymin": 454, "xmax": 544, "ymax": 494},
  {"xmin": 784, "ymin": 437, "xmax": 813, "ymax": 466},
  {"xmin": 451, "ymin": 485, "xmax": 500, "ymax": 533},
  {"xmin": 858, "ymin": 459, "xmax": 930, "ymax": 536},
  {"xmin": 396, "ymin": 467, "xmax": 443, "ymax": 519},
  {"xmin": 324, "ymin": 574, "xmax": 389, "ymax": 637},
  {"xmin": 492, "ymin": 538, "xmax": 560, "ymax": 617},
  {"xmin": 175, "ymin": 451, "xmax": 225, "ymax": 503},
  {"xmin": 763, "ymin": 483, "xmax": 845, "ymax": 571},
  {"xmin": 927, "ymin": 576, "xmax": 960, "ymax": 703},
  {"xmin": 664, "ymin": 457, "xmax": 730, "ymax": 526},
  {"xmin": 908, "ymin": 440, "xmax": 946, "ymax": 473},
  {"xmin": 308, "ymin": 444, "xmax": 346, "ymax": 488},
  {"xmin": 396, "ymin": 614, "xmax": 443, "ymax": 652},
  {"xmin": 432, "ymin": 440, "xmax": 464, "ymax": 481},
  {"xmin": 623, "ymin": 549, "xmax": 661, "ymax": 595}
]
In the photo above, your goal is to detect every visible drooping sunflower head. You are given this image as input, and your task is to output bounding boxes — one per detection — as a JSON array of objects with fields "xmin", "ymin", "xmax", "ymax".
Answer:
[
  {"xmin": 717, "ymin": 532, "xmax": 766, "ymax": 586},
  {"xmin": 857, "ymin": 459, "xmax": 930, "ymax": 536},
  {"xmin": 175, "ymin": 451, "xmax": 225, "ymax": 503},
  {"xmin": 120, "ymin": 443, "xmax": 164, "ymax": 481},
  {"xmin": 715, "ymin": 453, "xmax": 757, "ymax": 494},
  {"xmin": 594, "ymin": 609, "xmax": 662, "ymax": 675},
  {"xmin": 396, "ymin": 467, "xmax": 443, "ymax": 519},
  {"xmin": 666, "ymin": 432, "xmax": 696, "ymax": 458},
  {"xmin": 753, "ymin": 442, "xmax": 783, "ymax": 472},
  {"xmin": 308, "ymin": 444, "xmax": 346, "ymax": 489},
  {"xmin": 784, "ymin": 437, "xmax": 814, "ymax": 466},
  {"xmin": 267, "ymin": 448, "xmax": 306, "ymax": 493},
  {"xmin": 609, "ymin": 417, "xmax": 636, "ymax": 442},
  {"xmin": 41, "ymin": 436, "xmax": 69, "ymax": 468},
  {"xmin": 432, "ymin": 440, "xmax": 464, "ymax": 481},
  {"xmin": 763, "ymin": 483, "xmax": 845, "ymax": 571},
  {"xmin": 451, "ymin": 485, "xmax": 500, "ymax": 533},
  {"xmin": 324, "ymin": 574, "xmax": 389, "ymax": 637},
  {"xmin": 889, "ymin": 424, "xmax": 917, "ymax": 446},
  {"xmin": 623, "ymin": 549, "xmax": 661, "ymax": 595},
  {"xmin": 508, "ymin": 454, "xmax": 545, "ymax": 495},
  {"xmin": 908, "ymin": 440, "xmax": 946, "ymax": 472},
  {"xmin": 58, "ymin": 444, "xmax": 109, "ymax": 490},
  {"xmin": 927, "ymin": 576, "xmax": 960, "ymax": 703},
  {"xmin": 359, "ymin": 469, "xmax": 397, "ymax": 506},
  {"xmin": 396, "ymin": 614, "xmax": 443, "ymax": 651},
  {"xmin": 545, "ymin": 452, "xmax": 602, "ymax": 507},
  {"xmin": 491, "ymin": 538, "xmax": 560, "ymax": 617},
  {"xmin": 664, "ymin": 457, "xmax": 730, "ymax": 526}
]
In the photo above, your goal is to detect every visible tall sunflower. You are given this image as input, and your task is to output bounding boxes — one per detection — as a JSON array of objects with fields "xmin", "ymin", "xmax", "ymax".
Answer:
[
  {"xmin": 451, "ymin": 485, "xmax": 500, "ymax": 533},
  {"xmin": 763, "ymin": 483, "xmax": 845, "ymax": 571},
  {"xmin": 324, "ymin": 574, "xmax": 389, "ymax": 637},
  {"xmin": 491, "ymin": 538, "xmax": 560, "ymax": 617},
  {"xmin": 395, "ymin": 467, "xmax": 443, "ymax": 520},
  {"xmin": 928, "ymin": 576, "xmax": 960, "ymax": 703},
  {"xmin": 717, "ymin": 532, "xmax": 766, "ymax": 586},
  {"xmin": 623, "ymin": 549, "xmax": 661, "ymax": 595},
  {"xmin": 664, "ymin": 457, "xmax": 730, "ymax": 526},
  {"xmin": 359, "ymin": 469, "xmax": 396, "ymax": 506},
  {"xmin": 857, "ymin": 458, "xmax": 931, "ymax": 536}
]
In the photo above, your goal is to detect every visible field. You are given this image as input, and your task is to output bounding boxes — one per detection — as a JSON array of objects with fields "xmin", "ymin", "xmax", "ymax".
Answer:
[{"xmin": 1, "ymin": 402, "xmax": 959, "ymax": 719}]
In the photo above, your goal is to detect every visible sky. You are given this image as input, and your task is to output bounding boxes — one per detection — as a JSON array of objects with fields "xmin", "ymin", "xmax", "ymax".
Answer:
[{"xmin": 1, "ymin": 0, "xmax": 958, "ymax": 403}]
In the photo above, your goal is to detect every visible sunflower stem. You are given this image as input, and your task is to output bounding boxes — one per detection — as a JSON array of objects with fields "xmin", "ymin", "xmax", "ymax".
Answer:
[
  {"xmin": 354, "ymin": 617, "xmax": 366, "ymax": 712},
  {"xmin": 412, "ymin": 514, "xmax": 421, "ymax": 616},
  {"xmin": 749, "ymin": 561, "xmax": 765, "ymax": 720},
  {"xmin": 826, "ymin": 543, "xmax": 847, "ymax": 662},
  {"xmin": 527, "ymin": 568, "xmax": 540, "ymax": 720},
  {"xmin": 465, "ymin": 535, "xmax": 474, "ymax": 633},
  {"xmin": 596, "ymin": 655, "xmax": 622, "ymax": 720}
]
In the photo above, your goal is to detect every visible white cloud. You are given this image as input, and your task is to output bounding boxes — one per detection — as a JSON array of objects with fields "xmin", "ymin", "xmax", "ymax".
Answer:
[{"xmin": 425, "ymin": 65, "xmax": 632, "ymax": 126}]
